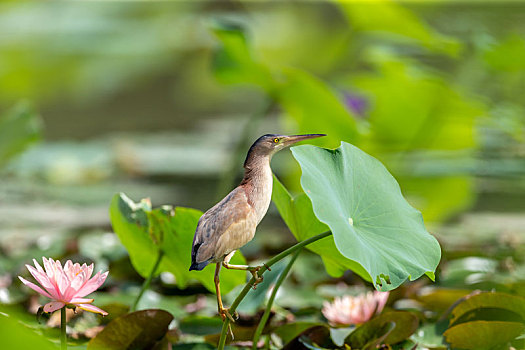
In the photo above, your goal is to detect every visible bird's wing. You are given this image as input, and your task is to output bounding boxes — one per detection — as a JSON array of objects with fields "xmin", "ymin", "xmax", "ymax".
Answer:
[{"xmin": 191, "ymin": 186, "xmax": 255, "ymax": 267}]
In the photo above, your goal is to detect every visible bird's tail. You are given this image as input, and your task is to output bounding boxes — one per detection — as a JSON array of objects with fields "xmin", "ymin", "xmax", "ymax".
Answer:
[{"xmin": 189, "ymin": 260, "xmax": 210, "ymax": 271}]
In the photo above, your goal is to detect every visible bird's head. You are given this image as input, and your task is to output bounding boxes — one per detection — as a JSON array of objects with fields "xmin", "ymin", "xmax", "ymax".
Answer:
[{"xmin": 244, "ymin": 133, "xmax": 326, "ymax": 167}]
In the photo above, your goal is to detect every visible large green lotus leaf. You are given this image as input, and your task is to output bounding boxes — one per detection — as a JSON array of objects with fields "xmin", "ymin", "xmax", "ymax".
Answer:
[
  {"xmin": 272, "ymin": 175, "xmax": 370, "ymax": 281},
  {"xmin": 291, "ymin": 142, "xmax": 441, "ymax": 290},
  {"xmin": 109, "ymin": 193, "xmax": 246, "ymax": 294}
]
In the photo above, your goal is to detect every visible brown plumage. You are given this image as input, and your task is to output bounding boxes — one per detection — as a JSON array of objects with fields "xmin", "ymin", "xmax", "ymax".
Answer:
[
  {"xmin": 190, "ymin": 186, "xmax": 258, "ymax": 270},
  {"xmin": 189, "ymin": 133, "xmax": 325, "ymax": 322}
]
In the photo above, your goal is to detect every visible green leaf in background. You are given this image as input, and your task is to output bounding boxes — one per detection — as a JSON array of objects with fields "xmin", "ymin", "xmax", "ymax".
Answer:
[
  {"xmin": 448, "ymin": 291, "xmax": 525, "ymax": 326},
  {"xmin": 400, "ymin": 175, "xmax": 474, "ymax": 223},
  {"xmin": 484, "ymin": 34, "xmax": 525, "ymax": 72},
  {"xmin": 291, "ymin": 142, "xmax": 441, "ymax": 290},
  {"xmin": 336, "ymin": 0, "xmax": 460, "ymax": 55},
  {"xmin": 274, "ymin": 322, "xmax": 325, "ymax": 346},
  {"xmin": 272, "ymin": 175, "xmax": 371, "ymax": 281},
  {"xmin": 109, "ymin": 193, "xmax": 246, "ymax": 294},
  {"xmin": 277, "ymin": 68, "xmax": 359, "ymax": 148},
  {"xmin": 211, "ymin": 21, "xmax": 273, "ymax": 89},
  {"xmin": 88, "ymin": 309, "xmax": 173, "ymax": 350},
  {"xmin": 353, "ymin": 60, "xmax": 482, "ymax": 153},
  {"xmin": 179, "ymin": 315, "xmax": 223, "ymax": 336},
  {"xmin": 0, "ymin": 310, "xmax": 57, "ymax": 350},
  {"xmin": 442, "ymin": 292, "xmax": 525, "ymax": 350},
  {"xmin": 345, "ymin": 311, "xmax": 419, "ymax": 349},
  {"xmin": 415, "ymin": 288, "xmax": 472, "ymax": 313},
  {"xmin": 110, "ymin": 194, "xmax": 156, "ymax": 277},
  {"xmin": 0, "ymin": 102, "xmax": 42, "ymax": 168},
  {"xmin": 444, "ymin": 321, "xmax": 525, "ymax": 350}
]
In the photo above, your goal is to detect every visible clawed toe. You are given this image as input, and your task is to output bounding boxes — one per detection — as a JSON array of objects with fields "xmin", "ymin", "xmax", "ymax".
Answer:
[
  {"xmin": 249, "ymin": 266, "xmax": 265, "ymax": 289},
  {"xmin": 219, "ymin": 308, "xmax": 238, "ymax": 323}
]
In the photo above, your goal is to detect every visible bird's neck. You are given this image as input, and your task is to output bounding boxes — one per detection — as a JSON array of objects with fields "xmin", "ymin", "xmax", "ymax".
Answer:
[{"xmin": 241, "ymin": 155, "xmax": 273, "ymax": 224}]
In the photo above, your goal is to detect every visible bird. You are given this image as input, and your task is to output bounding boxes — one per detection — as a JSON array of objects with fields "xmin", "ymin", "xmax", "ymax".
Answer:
[{"xmin": 189, "ymin": 133, "xmax": 326, "ymax": 322}]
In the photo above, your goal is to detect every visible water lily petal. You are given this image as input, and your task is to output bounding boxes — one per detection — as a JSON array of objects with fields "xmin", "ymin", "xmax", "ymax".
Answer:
[
  {"xmin": 63, "ymin": 273, "xmax": 85, "ymax": 301},
  {"xmin": 70, "ymin": 297, "xmax": 93, "ymax": 304},
  {"xmin": 76, "ymin": 271, "xmax": 108, "ymax": 297},
  {"xmin": 18, "ymin": 276, "xmax": 53, "ymax": 299},
  {"xmin": 86, "ymin": 263, "xmax": 94, "ymax": 280},
  {"xmin": 32, "ymin": 259, "xmax": 45, "ymax": 274},
  {"xmin": 43, "ymin": 257, "xmax": 55, "ymax": 279},
  {"xmin": 25, "ymin": 265, "xmax": 60, "ymax": 300},
  {"xmin": 55, "ymin": 269, "xmax": 69, "ymax": 298},
  {"xmin": 77, "ymin": 303, "xmax": 108, "ymax": 316},
  {"xmin": 44, "ymin": 301, "xmax": 65, "ymax": 313}
]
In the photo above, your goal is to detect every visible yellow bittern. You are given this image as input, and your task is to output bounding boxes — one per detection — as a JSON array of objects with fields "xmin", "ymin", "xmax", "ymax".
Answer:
[{"xmin": 189, "ymin": 133, "xmax": 325, "ymax": 321}]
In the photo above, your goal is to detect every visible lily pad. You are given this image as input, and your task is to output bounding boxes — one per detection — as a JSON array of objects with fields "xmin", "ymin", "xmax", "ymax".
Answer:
[
  {"xmin": 345, "ymin": 311, "xmax": 419, "ymax": 348},
  {"xmin": 109, "ymin": 193, "xmax": 246, "ymax": 294},
  {"xmin": 448, "ymin": 291, "xmax": 525, "ymax": 326},
  {"xmin": 88, "ymin": 309, "xmax": 173, "ymax": 350},
  {"xmin": 416, "ymin": 288, "xmax": 472, "ymax": 313},
  {"xmin": 291, "ymin": 142, "xmax": 441, "ymax": 290},
  {"xmin": 443, "ymin": 321, "xmax": 525, "ymax": 350},
  {"xmin": 274, "ymin": 322, "xmax": 325, "ymax": 346}
]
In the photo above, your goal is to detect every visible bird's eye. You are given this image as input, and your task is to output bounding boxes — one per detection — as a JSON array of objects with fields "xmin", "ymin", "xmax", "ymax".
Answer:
[{"xmin": 273, "ymin": 138, "xmax": 279, "ymax": 143}]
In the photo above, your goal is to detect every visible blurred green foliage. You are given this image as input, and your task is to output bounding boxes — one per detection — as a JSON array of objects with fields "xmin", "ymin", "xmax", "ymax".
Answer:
[
  {"xmin": 0, "ymin": 102, "xmax": 41, "ymax": 168},
  {"xmin": 208, "ymin": 10, "xmax": 486, "ymax": 222},
  {"xmin": 0, "ymin": 310, "xmax": 57, "ymax": 350},
  {"xmin": 1, "ymin": 1, "xmax": 525, "ymax": 349}
]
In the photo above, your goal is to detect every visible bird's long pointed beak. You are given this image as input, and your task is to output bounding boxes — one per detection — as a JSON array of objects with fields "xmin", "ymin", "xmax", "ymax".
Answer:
[{"xmin": 283, "ymin": 133, "xmax": 326, "ymax": 146}]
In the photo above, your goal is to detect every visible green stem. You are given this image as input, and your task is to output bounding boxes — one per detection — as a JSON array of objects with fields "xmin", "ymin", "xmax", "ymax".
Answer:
[
  {"xmin": 131, "ymin": 249, "xmax": 164, "ymax": 312},
  {"xmin": 217, "ymin": 230, "xmax": 332, "ymax": 349},
  {"xmin": 60, "ymin": 307, "xmax": 66, "ymax": 350},
  {"xmin": 252, "ymin": 249, "xmax": 301, "ymax": 349}
]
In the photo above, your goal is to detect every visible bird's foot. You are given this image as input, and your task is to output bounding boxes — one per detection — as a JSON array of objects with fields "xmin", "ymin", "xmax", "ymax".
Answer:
[
  {"xmin": 219, "ymin": 307, "xmax": 238, "ymax": 323},
  {"xmin": 248, "ymin": 265, "xmax": 267, "ymax": 289}
]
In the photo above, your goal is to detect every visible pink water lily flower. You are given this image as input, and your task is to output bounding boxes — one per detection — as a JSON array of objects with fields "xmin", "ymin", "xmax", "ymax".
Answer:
[
  {"xmin": 322, "ymin": 291, "xmax": 389, "ymax": 326},
  {"xmin": 19, "ymin": 257, "xmax": 108, "ymax": 316}
]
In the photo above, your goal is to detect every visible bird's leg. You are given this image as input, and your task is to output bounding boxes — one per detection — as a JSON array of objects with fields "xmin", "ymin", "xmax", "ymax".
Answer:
[
  {"xmin": 214, "ymin": 263, "xmax": 237, "ymax": 323},
  {"xmin": 222, "ymin": 251, "xmax": 265, "ymax": 288}
]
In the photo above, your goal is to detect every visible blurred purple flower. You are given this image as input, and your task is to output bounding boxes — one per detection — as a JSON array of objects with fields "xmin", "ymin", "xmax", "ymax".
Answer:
[{"xmin": 343, "ymin": 92, "xmax": 369, "ymax": 117}]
